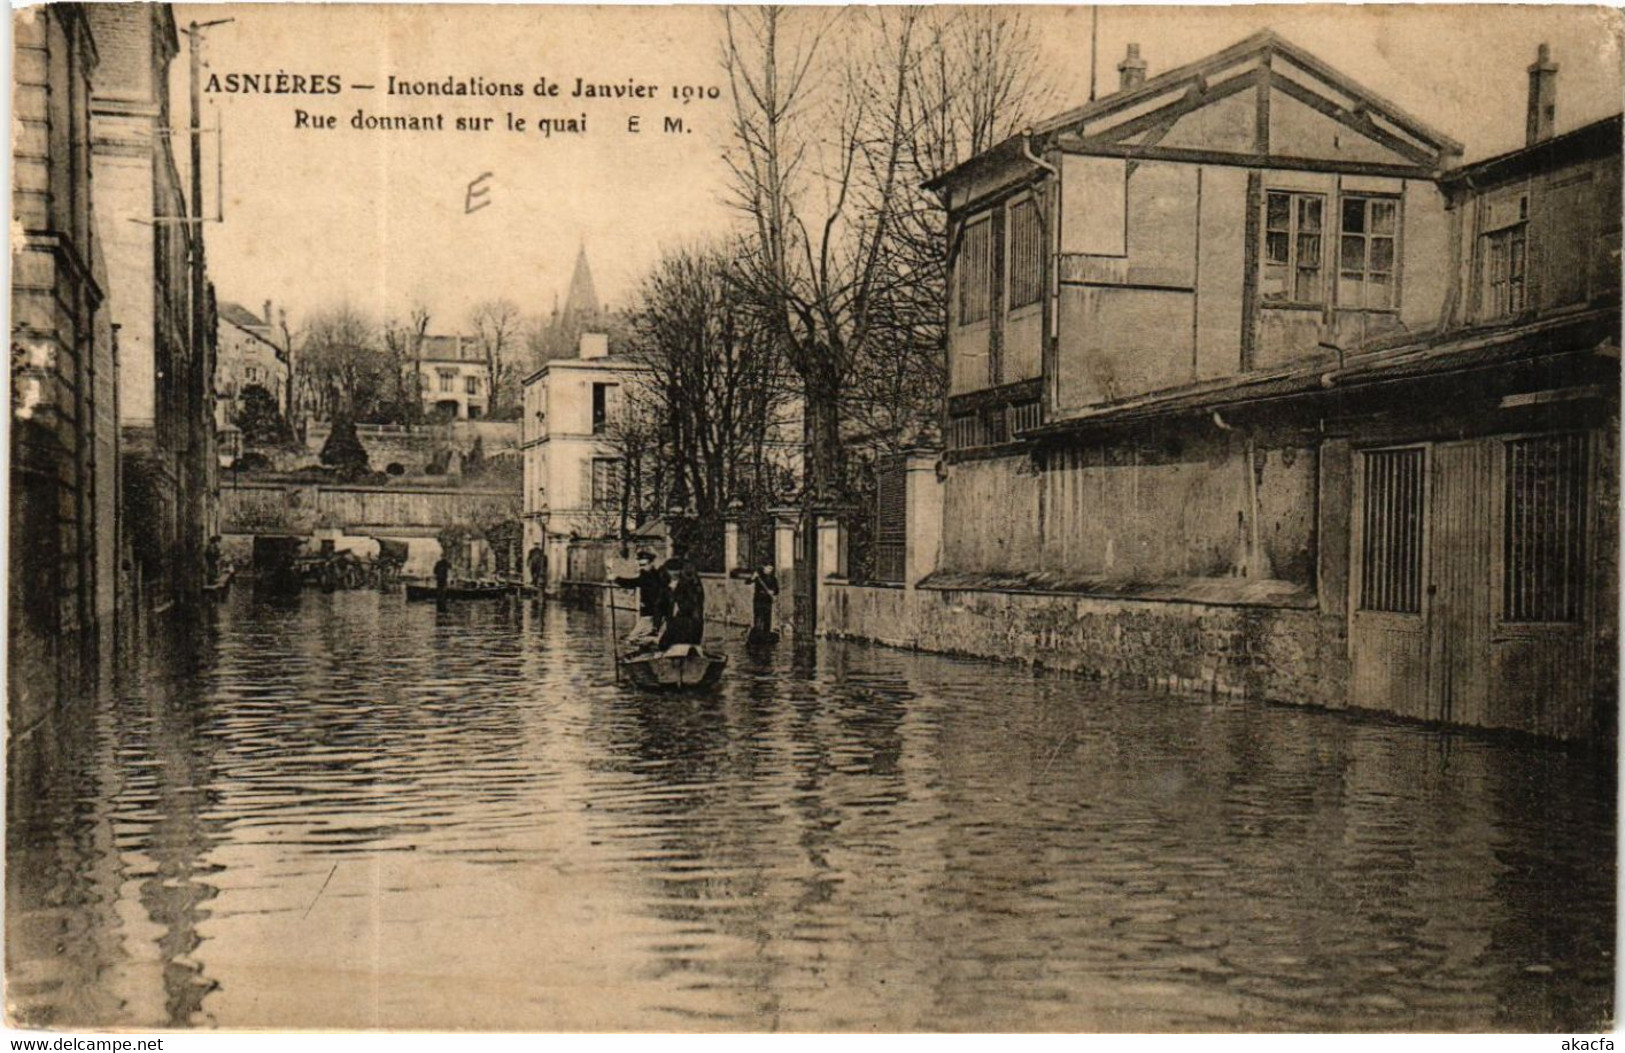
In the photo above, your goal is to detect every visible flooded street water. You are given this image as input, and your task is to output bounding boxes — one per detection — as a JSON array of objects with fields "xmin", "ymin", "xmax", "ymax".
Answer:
[{"xmin": 6, "ymin": 590, "xmax": 1614, "ymax": 1032}]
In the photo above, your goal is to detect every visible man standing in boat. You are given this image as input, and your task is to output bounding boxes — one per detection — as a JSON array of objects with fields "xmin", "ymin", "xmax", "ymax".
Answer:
[
  {"xmin": 660, "ymin": 556, "xmax": 705, "ymax": 647},
  {"xmin": 611, "ymin": 549, "xmax": 670, "ymax": 652}
]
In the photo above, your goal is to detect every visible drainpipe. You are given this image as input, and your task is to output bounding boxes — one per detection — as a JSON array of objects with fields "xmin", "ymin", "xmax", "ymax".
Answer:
[
  {"xmin": 1214, "ymin": 412, "xmax": 1264, "ymax": 580},
  {"xmin": 1022, "ymin": 129, "xmax": 1058, "ymax": 177}
]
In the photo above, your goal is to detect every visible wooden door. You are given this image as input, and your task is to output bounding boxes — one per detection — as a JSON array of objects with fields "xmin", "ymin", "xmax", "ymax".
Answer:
[
  {"xmin": 1489, "ymin": 433, "xmax": 1594, "ymax": 738},
  {"xmin": 1428, "ymin": 441, "xmax": 1495, "ymax": 726},
  {"xmin": 1349, "ymin": 445, "xmax": 1432, "ymax": 720}
]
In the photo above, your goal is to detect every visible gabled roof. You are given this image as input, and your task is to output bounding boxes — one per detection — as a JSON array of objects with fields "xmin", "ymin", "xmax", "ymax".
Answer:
[
  {"xmin": 931, "ymin": 29, "xmax": 1463, "ymax": 193},
  {"xmin": 217, "ymin": 301, "xmax": 285, "ymax": 358},
  {"xmin": 218, "ymin": 301, "xmax": 265, "ymax": 329},
  {"xmin": 416, "ymin": 334, "xmax": 483, "ymax": 362},
  {"xmin": 1442, "ymin": 114, "xmax": 1622, "ymax": 188},
  {"xmin": 1040, "ymin": 30, "xmax": 1459, "ymax": 152}
]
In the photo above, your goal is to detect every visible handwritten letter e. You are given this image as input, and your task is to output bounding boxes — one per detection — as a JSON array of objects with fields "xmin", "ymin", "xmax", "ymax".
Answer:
[{"xmin": 466, "ymin": 172, "xmax": 494, "ymax": 214}]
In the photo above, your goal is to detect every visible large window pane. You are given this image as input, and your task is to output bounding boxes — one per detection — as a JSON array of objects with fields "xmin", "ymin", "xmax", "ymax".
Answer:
[
  {"xmin": 1343, "ymin": 197, "xmax": 1366, "ymax": 232},
  {"xmin": 1267, "ymin": 192, "xmax": 1290, "ymax": 228},
  {"xmin": 1371, "ymin": 200, "xmax": 1397, "ymax": 234},
  {"xmin": 1340, "ymin": 235, "xmax": 1365, "ymax": 270},
  {"xmin": 1370, "ymin": 237, "xmax": 1395, "ymax": 272}
]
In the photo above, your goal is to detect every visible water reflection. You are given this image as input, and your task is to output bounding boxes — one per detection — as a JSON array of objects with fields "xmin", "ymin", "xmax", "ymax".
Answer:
[{"xmin": 6, "ymin": 590, "xmax": 1614, "ymax": 1031}]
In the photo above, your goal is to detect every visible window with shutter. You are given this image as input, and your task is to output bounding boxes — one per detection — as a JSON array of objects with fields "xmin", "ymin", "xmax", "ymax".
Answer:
[
  {"xmin": 957, "ymin": 216, "xmax": 993, "ymax": 326},
  {"xmin": 1008, "ymin": 197, "xmax": 1043, "ymax": 310}
]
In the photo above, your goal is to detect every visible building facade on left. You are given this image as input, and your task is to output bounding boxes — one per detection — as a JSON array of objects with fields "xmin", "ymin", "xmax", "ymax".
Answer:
[{"xmin": 10, "ymin": 4, "xmax": 218, "ymax": 735}]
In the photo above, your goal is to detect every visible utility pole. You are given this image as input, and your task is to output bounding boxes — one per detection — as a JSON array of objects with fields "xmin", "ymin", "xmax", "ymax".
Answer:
[
  {"xmin": 1089, "ymin": 7, "xmax": 1099, "ymax": 102},
  {"xmin": 182, "ymin": 18, "xmax": 232, "ymax": 601},
  {"xmin": 184, "ymin": 18, "xmax": 233, "ymax": 361}
]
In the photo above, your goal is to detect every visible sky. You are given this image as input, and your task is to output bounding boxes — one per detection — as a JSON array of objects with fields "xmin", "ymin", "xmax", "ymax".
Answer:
[{"xmin": 176, "ymin": 3, "xmax": 1624, "ymax": 335}]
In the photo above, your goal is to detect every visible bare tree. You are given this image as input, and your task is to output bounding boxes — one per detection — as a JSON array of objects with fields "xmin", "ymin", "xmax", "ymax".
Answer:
[
  {"xmin": 619, "ymin": 243, "xmax": 789, "ymax": 568},
  {"xmin": 299, "ymin": 304, "xmax": 385, "ymax": 422},
  {"xmin": 470, "ymin": 299, "xmax": 523, "ymax": 419},
  {"xmin": 722, "ymin": 6, "xmax": 923, "ymax": 500},
  {"xmin": 380, "ymin": 305, "xmax": 431, "ymax": 426},
  {"xmin": 849, "ymin": 7, "xmax": 1057, "ymax": 450},
  {"xmin": 581, "ymin": 399, "xmax": 664, "ymax": 547},
  {"xmin": 521, "ymin": 313, "xmax": 556, "ymax": 371}
]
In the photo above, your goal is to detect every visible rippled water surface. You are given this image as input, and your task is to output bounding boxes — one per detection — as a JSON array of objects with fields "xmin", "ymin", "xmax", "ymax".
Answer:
[{"xmin": 6, "ymin": 591, "xmax": 1615, "ymax": 1031}]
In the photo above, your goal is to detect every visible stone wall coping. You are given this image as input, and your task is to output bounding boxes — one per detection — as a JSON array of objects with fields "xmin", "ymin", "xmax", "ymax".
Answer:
[
  {"xmin": 223, "ymin": 480, "xmax": 518, "ymax": 498},
  {"xmin": 895, "ymin": 574, "xmax": 1318, "ymax": 610}
]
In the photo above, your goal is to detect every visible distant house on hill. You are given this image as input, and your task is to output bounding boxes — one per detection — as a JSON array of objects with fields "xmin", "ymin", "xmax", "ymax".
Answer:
[
  {"xmin": 411, "ymin": 334, "xmax": 489, "ymax": 420},
  {"xmin": 216, "ymin": 300, "xmax": 290, "ymax": 438}
]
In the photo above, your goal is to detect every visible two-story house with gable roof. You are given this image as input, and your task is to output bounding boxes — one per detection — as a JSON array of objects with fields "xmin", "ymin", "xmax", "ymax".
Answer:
[{"xmin": 909, "ymin": 32, "xmax": 1619, "ymax": 739}]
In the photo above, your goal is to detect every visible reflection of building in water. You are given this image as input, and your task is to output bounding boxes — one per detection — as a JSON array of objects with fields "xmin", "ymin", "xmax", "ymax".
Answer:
[
  {"xmin": 6, "ymin": 626, "xmax": 228, "ymax": 1028},
  {"xmin": 131, "ymin": 634, "xmax": 226, "ymax": 1026}
]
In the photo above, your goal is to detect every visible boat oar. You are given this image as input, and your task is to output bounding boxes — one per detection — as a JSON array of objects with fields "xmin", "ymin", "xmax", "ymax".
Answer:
[{"xmin": 607, "ymin": 581, "xmax": 624, "ymax": 683}]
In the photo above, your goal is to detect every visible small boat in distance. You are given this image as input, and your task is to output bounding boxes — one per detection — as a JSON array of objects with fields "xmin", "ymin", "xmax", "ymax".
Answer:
[
  {"xmin": 405, "ymin": 580, "xmax": 535, "ymax": 601},
  {"xmin": 621, "ymin": 644, "xmax": 727, "ymax": 691}
]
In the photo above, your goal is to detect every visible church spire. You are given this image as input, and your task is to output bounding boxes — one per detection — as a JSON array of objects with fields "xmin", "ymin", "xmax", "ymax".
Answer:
[{"xmin": 562, "ymin": 243, "xmax": 600, "ymax": 324}]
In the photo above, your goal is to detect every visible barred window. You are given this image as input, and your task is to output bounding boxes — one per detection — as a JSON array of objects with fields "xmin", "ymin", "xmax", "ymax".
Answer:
[
  {"xmin": 957, "ymin": 216, "xmax": 993, "ymax": 326},
  {"xmin": 1360, "ymin": 447, "xmax": 1425, "ymax": 614},
  {"xmin": 1008, "ymin": 198, "xmax": 1043, "ymax": 310},
  {"xmin": 1504, "ymin": 434, "xmax": 1588, "ymax": 622},
  {"xmin": 1338, "ymin": 196, "xmax": 1400, "ymax": 310}
]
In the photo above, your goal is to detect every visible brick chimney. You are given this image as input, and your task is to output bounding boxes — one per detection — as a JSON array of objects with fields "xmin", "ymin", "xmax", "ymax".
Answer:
[
  {"xmin": 263, "ymin": 300, "xmax": 273, "ymax": 327},
  {"xmin": 578, "ymin": 332, "xmax": 609, "ymax": 360},
  {"xmin": 1118, "ymin": 43, "xmax": 1147, "ymax": 92},
  {"xmin": 1527, "ymin": 43, "xmax": 1558, "ymax": 146}
]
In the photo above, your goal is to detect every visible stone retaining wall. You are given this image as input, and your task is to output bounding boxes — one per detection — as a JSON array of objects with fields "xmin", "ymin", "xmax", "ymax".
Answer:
[{"xmin": 819, "ymin": 582, "xmax": 1346, "ymax": 710}]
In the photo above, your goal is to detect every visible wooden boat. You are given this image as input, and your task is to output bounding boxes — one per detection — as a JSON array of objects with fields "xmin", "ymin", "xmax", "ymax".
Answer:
[
  {"xmin": 621, "ymin": 644, "xmax": 727, "ymax": 691},
  {"xmin": 405, "ymin": 581, "xmax": 524, "ymax": 601}
]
